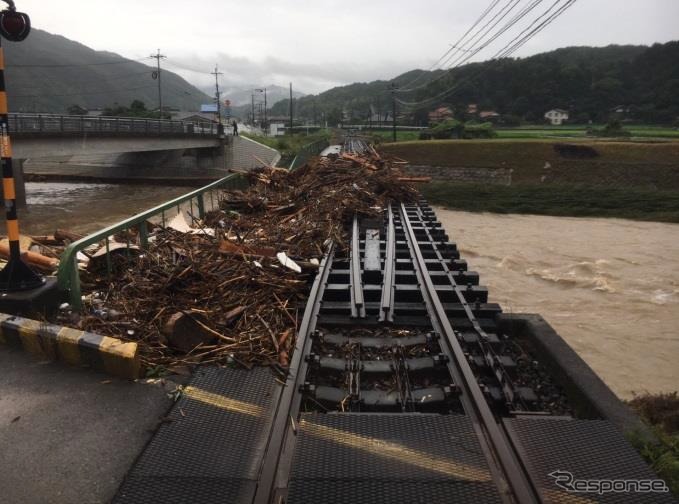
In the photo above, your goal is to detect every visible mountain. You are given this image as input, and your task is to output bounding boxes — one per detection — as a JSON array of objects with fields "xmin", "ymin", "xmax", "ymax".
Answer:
[
  {"xmin": 271, "ymin": 43, "xmax": 679, "ymax": 125},
  {"xmin": 3, "ymin": 28, "xmax": 212, "ymax": 113}
]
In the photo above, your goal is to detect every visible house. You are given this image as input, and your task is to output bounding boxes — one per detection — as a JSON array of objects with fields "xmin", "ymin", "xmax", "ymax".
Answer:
[
  {"xmin": 268, "ymin": 116, "xmax": 290, "ymax": 136},
  {"xmin": 610, "ymin": 105, "xmax": 632, "ymax": 119},
  {"xmin": 428, "ymin": 106, "xmax": 454, "ymax": 124},
  {"xmin": 467, "ymin": 103, "xmax": 478, "ymax": 114},
  {"xmin": 479, "ymin": 111, "xmax": 500, "ymax": 122},
  {"xmin": 544, "ymin": 109, "xmax": 569, "ymax": 125},
  {"xmin": 174, "ymin": 112, "xmax": 217, "ymax": 125}
]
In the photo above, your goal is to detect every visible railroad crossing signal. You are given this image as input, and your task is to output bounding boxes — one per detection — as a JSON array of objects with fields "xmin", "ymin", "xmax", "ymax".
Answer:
[
  {"xmin": 0, "ymin": 5, "xmax": 30, "ymax": 41},
  {"xmin": 0, "ymin": 1, "xmax": 43, "ymax": 291}
]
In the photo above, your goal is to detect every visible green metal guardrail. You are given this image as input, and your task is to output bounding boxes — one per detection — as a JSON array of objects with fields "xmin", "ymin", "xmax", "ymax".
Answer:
[
  {"xmin": 289, "ymin": 139, "xmax": 329, "ymax": 171},
  {"xmin": 57, "ymin": 174, "xmax": 247, "ymax": 310}
]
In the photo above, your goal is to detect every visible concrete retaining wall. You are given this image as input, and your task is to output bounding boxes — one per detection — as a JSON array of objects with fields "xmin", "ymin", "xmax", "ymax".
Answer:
[
  {"xmin": 227, "ymin": 136, "xmax": 281, "ymax": 170},
  {"xmin": 406, "ymin": 164, "xmax": 513, "ymax": 185}
]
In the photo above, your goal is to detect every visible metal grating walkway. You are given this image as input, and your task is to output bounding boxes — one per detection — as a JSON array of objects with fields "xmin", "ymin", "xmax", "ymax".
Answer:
[
  {"xmin": 505, "ymin": 417, "xmax": 677, "ymax": 503},
  {"xmin": 287, "ymin": 413, "xmax": 503, "ymax": 504},
  {"xmin": 114, "ymin": 367, "xmax": 278, "ymax": 504}
]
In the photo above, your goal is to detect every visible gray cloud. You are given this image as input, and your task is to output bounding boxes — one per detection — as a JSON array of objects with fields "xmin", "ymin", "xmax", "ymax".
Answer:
[{"xmin": 20, "ymin": 0, "xmax": 679, "ymax": 95}]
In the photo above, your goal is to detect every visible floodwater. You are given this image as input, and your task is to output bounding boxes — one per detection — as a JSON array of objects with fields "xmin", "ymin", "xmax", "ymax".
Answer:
[
  {"xmin": 7, "ymin": 184, "xmax": 678, "ymax": 399},
  {"xmin": 435, "ymin": 207, "xmax": 679, "ymax": 400},
  {"xmin": 17, "ymin": 182, "xmax": 190, "ymax": 235}
]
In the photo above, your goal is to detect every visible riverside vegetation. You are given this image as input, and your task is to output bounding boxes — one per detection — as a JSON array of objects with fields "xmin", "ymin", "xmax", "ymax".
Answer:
[{"xmin": 381, "ymin": 139, "xmax": 679, "ymax": 222}]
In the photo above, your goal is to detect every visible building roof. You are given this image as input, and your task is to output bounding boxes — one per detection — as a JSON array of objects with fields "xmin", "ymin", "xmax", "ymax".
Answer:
[
  {"xmin": 547, "ymin": 108, "xmax": 569, "ymax": 114},
  {"xmin": 479, "ymin": 111, "xmax": 500, "ymax": 118},
  {"xmin": 174, "ymin": 111, "xmax": 217, "ymax": 122}
]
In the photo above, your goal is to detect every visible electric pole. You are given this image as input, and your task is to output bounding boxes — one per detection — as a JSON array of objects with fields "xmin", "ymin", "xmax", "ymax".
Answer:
[
  {"xmin": 150, "ymin": 49, "xmax": 166, "ymax": 118},
  {"xmin": 251, "ymin": 93, "xmax": 255, "ymax": 125},
  {"xmin": 289, "ymin": 82, "xmax": 293, "ymax": 136},
  {"xmin": 390, "ymin": 83, "xmax": 398, "ymax": 142},
  {"xmin": 211, "ymin": 65, "xmax": 224, "ymax": 135},
  {"xmin": 255, "ymin": 87, "xmax": 267, "ymax": 134}
]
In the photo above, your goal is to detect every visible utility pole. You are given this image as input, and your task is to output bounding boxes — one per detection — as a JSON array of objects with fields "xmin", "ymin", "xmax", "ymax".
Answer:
[
  {"xmin": 390, "ymin": 83, "xmax": 398, "ymax": 142},
  {"xmin": 255, "ymin": 87, "xmax": 267, "ymax": 134},
  {"xmin": 289, "ymin": 82, "xmax": 293, "ymax": 136},
  {"xmin": 150, "ymin": 49, "xmax": 166, "ymax": 118},
  {"xmin": 211, "ymin": 65, "xmax": 224, "ymax": 135},
  {"xmin": 251, "ymin": 93, "xmax": 255, "ymax": 125}
]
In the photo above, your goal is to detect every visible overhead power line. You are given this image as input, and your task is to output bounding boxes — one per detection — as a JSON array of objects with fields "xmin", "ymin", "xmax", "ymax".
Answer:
[
  {"xmin": 14, "ymin": 70, "xmax": 155, "ymax": 90},
  {"xmin": 13, "ymin": 84, "xmax": 158, "ymax": 99},
  {"xmin": 9, "ymin": 57, "xmax": 153, "ymax": 68},
  {"xmin": 395, "ymin": 0, "xmax": 579, "ymax": 109},
  {"xmin": 397, "ymin": 0, "xmax": 546, "ymax": 94},
  {"xmin": 396, "ymin": 0, "xmax": 503, "ymax": 90}
]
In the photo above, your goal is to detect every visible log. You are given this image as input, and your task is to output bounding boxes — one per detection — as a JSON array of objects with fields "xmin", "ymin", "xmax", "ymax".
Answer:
[
  {"xmin": 161, "ymin": 312, "xmax": 217, "ymax": 353},
  {"xmin": 0, "ymin": 242, "xmax": 59, "ymax": 271},
  {"xmin": 54, "ymin": 229, "xmax": 84, "ymax": 243},
  {"xmin": 397, "ymin": 176, "xmax": 432, "ymax": 183}
]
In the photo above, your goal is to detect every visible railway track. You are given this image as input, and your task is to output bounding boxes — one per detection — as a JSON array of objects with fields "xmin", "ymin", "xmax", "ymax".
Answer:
[
  {"xmin": 342, "ymin": 133, "xmax": 370, "ymax": 155},
  {"xmin": 115, "ymin": 201, "xmax": 676, "ymax": 504},
  {"xmin": 254, "ymin": 201, "xmax": 539, "ymax": 503}
]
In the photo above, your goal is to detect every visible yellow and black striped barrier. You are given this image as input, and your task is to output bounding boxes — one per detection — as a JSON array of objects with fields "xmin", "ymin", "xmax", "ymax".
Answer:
[
  {"xmin": 0, "ymin": 312, "xmax": 141, "ymax": 378},
  {"xmin": 0, "ymin": 1, "xmax": 43, "ymax": 291}
]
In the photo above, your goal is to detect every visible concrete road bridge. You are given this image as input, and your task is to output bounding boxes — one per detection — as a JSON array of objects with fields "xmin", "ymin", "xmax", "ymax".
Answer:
[{"xmin": 5, "ymin": 114, "xmax": 281, "ymax": 204}]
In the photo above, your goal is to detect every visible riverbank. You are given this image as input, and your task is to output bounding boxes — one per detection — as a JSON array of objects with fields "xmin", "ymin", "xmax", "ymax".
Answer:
[
  {"xmin": 422, "ymin": 183, "xmax": 679, "ymax": 222},
  {"xmin": 380, "ymin": 139, "xmax": 679, "ymax": 222},
  {"xmin": 434, "ymin": 207, "xmax": 679, "ymax": 400}
]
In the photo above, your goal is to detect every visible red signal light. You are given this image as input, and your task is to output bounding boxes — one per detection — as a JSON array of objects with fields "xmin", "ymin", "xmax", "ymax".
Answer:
[{"xmin": 0, "ymin": 10, "xmax": 31, "ymax": 42}]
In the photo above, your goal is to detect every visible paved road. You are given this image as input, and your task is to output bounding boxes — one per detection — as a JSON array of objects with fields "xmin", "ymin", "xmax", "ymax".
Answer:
[{"xmin": 0, "ymin": 347, "xmax": 172, "ymax": 504}]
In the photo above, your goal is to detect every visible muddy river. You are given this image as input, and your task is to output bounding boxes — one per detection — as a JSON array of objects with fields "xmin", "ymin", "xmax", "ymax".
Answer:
[
  {"xmin": 9, "ymin": 183, "xmax": 678, "ymax": 399},
  {"xmin": 435, "ymin": 207, "xmax": 679, "ymax": 400},
  {"xmin": 19, "ymin": 182, "xmax": 190, "ymax": 235}
]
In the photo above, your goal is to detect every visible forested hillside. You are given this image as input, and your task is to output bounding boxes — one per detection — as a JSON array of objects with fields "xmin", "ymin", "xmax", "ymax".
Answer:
[{"xmin": 272, "ymin": 43, "xmax": 679, "ymax": 125}]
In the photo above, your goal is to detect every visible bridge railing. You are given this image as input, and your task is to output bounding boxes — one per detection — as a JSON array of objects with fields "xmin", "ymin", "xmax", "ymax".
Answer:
[
  {"xmin": 57, "ymin": 173, "xmax": 248, "ymax": 309},
  {"xmin": 8, "ymin": 113, "xmax": 219, "ymax": 137},
  {"xmin": 289, "ymin": 138, "xmax": 330, "ymax": 171}
]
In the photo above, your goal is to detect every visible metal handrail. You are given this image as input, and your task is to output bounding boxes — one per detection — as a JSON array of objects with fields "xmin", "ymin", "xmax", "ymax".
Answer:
[
  {"xmin": 289, "ymin": 139, "xmax": 329, "ymax": 171},
  {"xmin": 57, "ymin": 173, "xmax": 246, "ymax": 309},
  {"xmin": 8, "ymin": 113, "xmax": 219, "ymax": 137}
]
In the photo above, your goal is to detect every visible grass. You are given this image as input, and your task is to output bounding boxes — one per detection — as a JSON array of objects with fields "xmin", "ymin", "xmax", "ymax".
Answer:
[
  {"xmin": 421, "ymin": 182, "xmax": 679, "ymax": 222},
  {"xmin": 627, "ymin": 392, "xmax": 679, "ymax": 498},
  {"xmin": 380, "ymin": 140, "xmax": 679, "ymax": 189},
  {"xmin": 366, "ymin": 130, "xmax": 423, "ymax": 143},
  {"xmin": 242, "ymin": 131, "xmax": 331, "ymax": 164},
  {"xmin": 496, "ymin": 125, "xmax": 679, "ymax": 139}
]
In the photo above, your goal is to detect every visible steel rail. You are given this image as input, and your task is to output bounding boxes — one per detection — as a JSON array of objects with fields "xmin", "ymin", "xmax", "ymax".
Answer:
[
  {"xmin": 379, "ymin": 204, "xmax": 396, "ymax": 323},
  {"xmin": 398, "ymin": 202, "xmax": 540, "ymax": 504},
  {"xmin": 350, "ymin": 215, "xmax": 366, "ymax": 318},
  {"xmin": 252, "ymin": 243, "xmax": 336, "ymax": 504},
  {"xmin": 413, "ymin": 204, "xmax": 525, "ymax": 410}
]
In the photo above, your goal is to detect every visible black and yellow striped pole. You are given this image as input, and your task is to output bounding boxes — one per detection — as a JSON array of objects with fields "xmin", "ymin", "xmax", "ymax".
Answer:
[{"xmin": 0, "ymin": 0, "xmax": 42, "ymax": 291}]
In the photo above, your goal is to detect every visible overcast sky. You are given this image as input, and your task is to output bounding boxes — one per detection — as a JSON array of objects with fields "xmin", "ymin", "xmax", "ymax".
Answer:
[{"xmin": 17, "ymin": 0, "xmax": 679, "ymax": 95}]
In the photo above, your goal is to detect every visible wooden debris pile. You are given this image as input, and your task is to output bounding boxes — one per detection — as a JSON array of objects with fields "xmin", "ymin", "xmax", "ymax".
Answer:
[{"xmin": 68, "ymin": 152, "xmax": 419, "ymax": 374}]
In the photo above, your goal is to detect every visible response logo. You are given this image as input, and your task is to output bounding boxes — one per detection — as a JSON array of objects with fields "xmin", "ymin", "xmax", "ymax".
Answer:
[{"xmin": 548, "ymin": 470, "xmax": 669, "ymax": 495}]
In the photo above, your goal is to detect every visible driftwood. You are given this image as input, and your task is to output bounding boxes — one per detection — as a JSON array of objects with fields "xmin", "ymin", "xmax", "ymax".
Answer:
[{"xmin": 67, "ymin": 150, "xmax": 417, "ymax": 372}]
